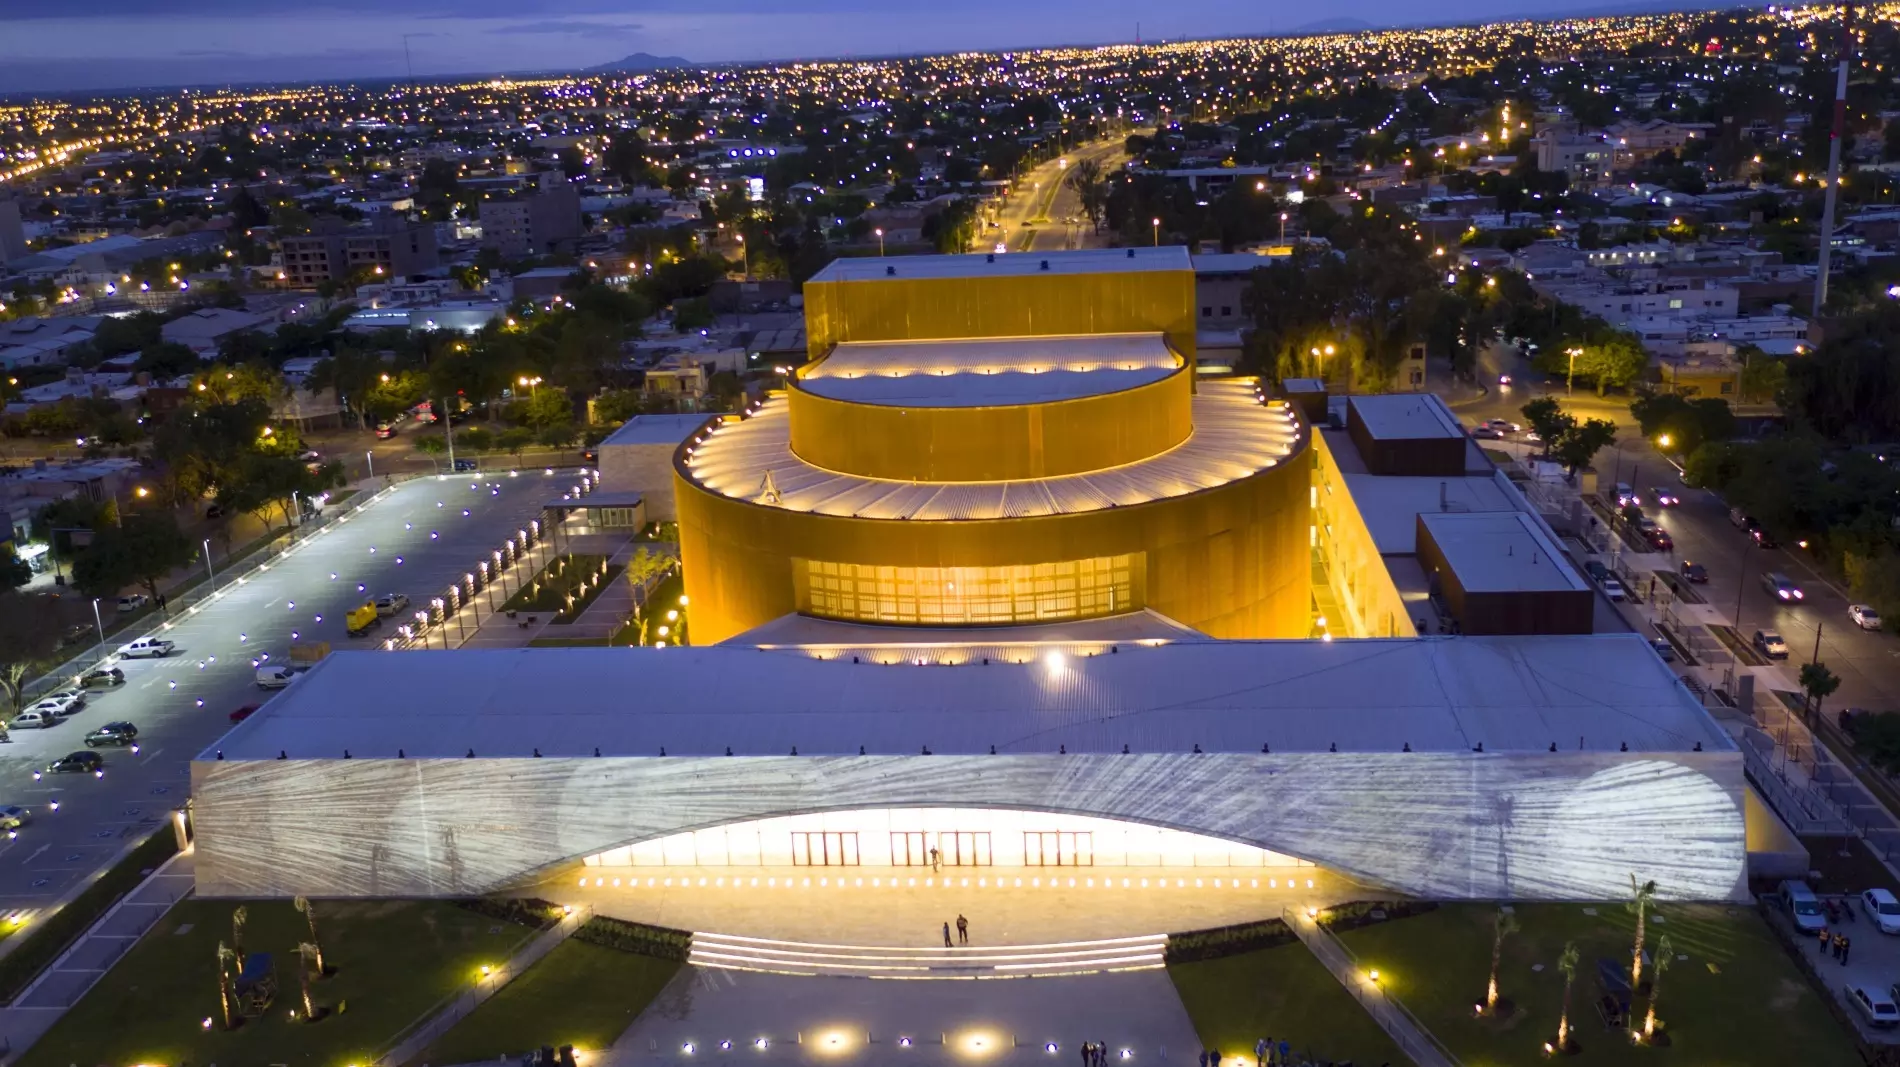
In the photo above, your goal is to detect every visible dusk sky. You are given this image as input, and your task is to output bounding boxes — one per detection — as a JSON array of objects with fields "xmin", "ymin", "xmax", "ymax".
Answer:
[{"xmin": 0, "ymin": 0, "xmax": 1660, "ymax": 95}]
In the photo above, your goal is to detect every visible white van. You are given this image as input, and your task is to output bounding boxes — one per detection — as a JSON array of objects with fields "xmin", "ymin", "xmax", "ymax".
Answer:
[
  {"xmin": 115, "ymin": 637, "xmax": 174, "ymax": 659},
  {"xmin": 8, "ymin": 709, "xmax": 56, "ymax": 730},
  {"xmin": 1780, "ymin": 880, "xmax": 1827, "ymax": 933},
  {"xmin": 255, "ymin": 664, "xmax": 299, "ymax": 690}
]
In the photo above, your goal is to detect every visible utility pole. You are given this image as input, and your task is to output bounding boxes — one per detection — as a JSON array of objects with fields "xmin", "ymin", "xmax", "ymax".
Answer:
[{"xmin": 1813, "ymin": 3, "xmax": 1854, "ymax": 319}]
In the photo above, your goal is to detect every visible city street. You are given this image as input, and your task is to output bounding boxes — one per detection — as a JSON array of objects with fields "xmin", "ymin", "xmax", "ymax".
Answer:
[
  {"xmin": 991, "ymin": 138, "xmax": 1127, "ymax": 254},
  {"xmin": 0, "ymin": 470, "xmax": 570, "ymax": 917}
]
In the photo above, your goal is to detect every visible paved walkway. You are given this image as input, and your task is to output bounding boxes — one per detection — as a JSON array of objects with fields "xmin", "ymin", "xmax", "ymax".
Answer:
[
  {"xmin": 1284, "ymin": 908, "xmax": 1457, "ymax": 1067},
  {"xmin": 598, "ymin": 965, "xmax": 1202, "ymax": 1066},
  {"xmin": 454, "ymin": 528, "xmax": 631, "ymax": 649},
  {"xmin": 565, "ymin": 541, "xmax": 675, "ymax": 641}
]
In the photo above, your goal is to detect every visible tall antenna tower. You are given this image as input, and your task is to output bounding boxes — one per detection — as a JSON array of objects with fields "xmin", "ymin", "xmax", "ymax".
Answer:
[{"xmin": 1813, "ymin": 4, "xmax": 1855, "ymax": 319}]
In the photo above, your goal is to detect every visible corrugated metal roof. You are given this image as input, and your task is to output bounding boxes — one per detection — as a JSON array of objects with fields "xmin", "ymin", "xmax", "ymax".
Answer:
[
  {"xmin": 802, "ymin": 333, "xmax": 1177, "ymax": 408},
  {"xmin": 806, "ymin": 246, "xmax": 1192, "ymax": 283},
  {"xmin": 683, "ymin": 380, "xmax": 1301, "ymax": 518},
  {"xmin": 204, "ymin": 634, "xmax": 1733, "ymax": 762}
]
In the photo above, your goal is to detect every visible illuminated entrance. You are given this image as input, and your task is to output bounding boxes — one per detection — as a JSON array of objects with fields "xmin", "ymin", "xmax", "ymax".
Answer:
[{"xmin": 579, "ymin": 808, "xmax": 1317, "ymax": 871}]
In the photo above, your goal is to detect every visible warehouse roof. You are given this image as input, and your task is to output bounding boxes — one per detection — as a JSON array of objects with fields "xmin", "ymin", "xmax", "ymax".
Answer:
[
  {"xmin": 1349, "ymin": 394, "xmax": 1465, "ymax": 441},
  {"xmin": 805, "ymin": 246, "xmax": 1192, "ymax": 283},
  {"xmin": 1419, "ymin": 512, "xmax": 1588, "ymax": 593},
  {"xmin": 682, "ymin": 380, "xmax": 1302, "ymax": 519},
  {"xmin": 202, "ymin": 633, "xmax": 1731, "ymax": 762},
  {"xmin": 799, "ymin": 333, "xmax": 1179, "ymax": 407},
  {"xmin": 599, "ymin": 413, "xmax": 713, "ymax": 448}
]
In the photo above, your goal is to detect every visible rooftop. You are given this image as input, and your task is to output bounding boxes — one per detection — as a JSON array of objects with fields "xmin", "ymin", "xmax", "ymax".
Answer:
[
  {"xmin": 804, "ymin": 246, "xmax": 1192, "ymax": 284},
  {"xmin": 203, "ymin": 633, "xmax": 1732, "ymax": 762},
  {"xmin": 726, "ymin": 609, "xmax": 1206, "ymax": 649},
  {"xmin": 1342, "ymin": 472, "xmax": 1519, "ymax": 553},
  {"xmin": 683, "ymin": 379, "xmax": 1302, "ymax": 520},
  {"xmin": 1348, "ymin": 394, "xmax": 1466, "ymax": 441},
  {"xmin": 1418, "ymin": 511, "xmax": 1588, "ymax": 594},
  {"xmin": 799, "ymin": 334, "xmax": 1179, "ymax": 408},
  {"xmin": 599, "ymin": 413, "xmax": 714, "ymax": 448}
]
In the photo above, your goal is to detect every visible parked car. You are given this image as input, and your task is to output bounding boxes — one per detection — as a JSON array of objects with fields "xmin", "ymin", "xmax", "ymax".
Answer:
[
  {"xmin": 256, "ymin": 664, "xmax": 300, "ymax": 690},
  {"xmin": 1650, "ymin": 487, "xmax": 1680, "ymax": 507},
  {"xmin": 37, "ymin": 689, "xmax": 86, "ymax": 716},
  {"xmin": 1851, "ymin": 604, "xmax": 1883, "ymax": 631},
  {"xmin": 0, "ymin": 805, "xmax": 31, "ymax": 831},
  {"xmin": 204, "ymin": 503, "xmax": 224, "ymax": 519},
  {"xmin": 1648, "ymin": 637, "xmax": 1676, "ymax": 662},
  {"xmin": 374, "ymin": 593, "xmax": 411, "ymax": 617},
  {"xmin": 1754, "ymin": 629, "xmax": 1790, "ymax": 659},
  {"xmin": 297, "ymin": 449, "xmax": 322, "ymax": 462},
  {"xmin": 374, "ymin": 424, "xmax": 398, "ymax": 440},
  {"xmin": 114, "ymin": 637, "xmax": 174, "ymax": 659},
  {"xmin": 1749, "ymin": 523, "xmax": 1779, "ymax": 549},
  {"xmin": 1864, "ymin": 888, "xmax": 1900, "ymax": 935},
  {"xmin": 1730, "ymin": 506, "xmax": 1753, "ymax": 529},
  {"xmin": 452, "ymin": 458, "xmax": 478, "ymax": 472},
  {"xmin": 41, "ymin": 751, "xmax": 102, "ymax": 776},
  {"xmin": 229, "ymin": 704, "xmax": 259, "ymax": 724},
  {"xmin": 1680, "ymin": 560, "xmax": 1709, "ymax": 584},
  {"xmin": 1760, "ymin": 572, "xmax": 1804, "ymax": 602},
  {"xmin": 6, "ymin": 710, "xmax": 56, "ymax": 730},
  {"xmin": 1848, "ymin": 984, "xmax": 1900, "ymax": 1029},
  {"xmin": 1780, "ymin": 880, "xmax": 1828, "ymax": 933},
  {"xmin": 1483, "ymin": 418, "xmax": 1519, "ymax": 433},
  {"xmin": 1635, "ymin": 518, "xmax": 1672, "ymax": 552},
  {"xmin": 84, "ymin": 722, "xmax": 138, "ymax": 748},
  {"xmin": 80, "ymin": 667, "xmax": 124, "ymax": 689},
  {"xmin": 115, "ymin": 593, "xmax": 149, "ymax": 613}
]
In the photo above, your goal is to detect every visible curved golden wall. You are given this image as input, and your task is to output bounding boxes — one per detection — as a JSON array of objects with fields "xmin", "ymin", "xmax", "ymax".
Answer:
[
  {"xmin": 675, "ymin": 432, "xmax": 1313, "ymax": 645},
  {"xmin": 786, "ymin": 367, "xmax": 1194, "ymax": 482}
]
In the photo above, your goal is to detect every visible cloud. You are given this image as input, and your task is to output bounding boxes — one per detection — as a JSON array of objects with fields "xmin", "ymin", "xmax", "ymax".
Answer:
[{"xmin": 487, "ymin": 19, "xmax": 642, "ymax": 36}]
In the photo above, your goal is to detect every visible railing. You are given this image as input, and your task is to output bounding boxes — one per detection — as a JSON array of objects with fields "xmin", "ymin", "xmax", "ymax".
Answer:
[
  {"xmin": 1281, "ymin": 906, "xmax": 1462, "ymax": 1067},
  {"xmin": 372, "ymin": 904, "xmax": 592, "ymax": 1067}
]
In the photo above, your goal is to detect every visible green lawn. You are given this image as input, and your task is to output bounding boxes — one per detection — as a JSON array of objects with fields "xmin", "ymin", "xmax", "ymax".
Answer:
[
  {"xmin": 612, "ymin": 571, "xmax": 687, "ymax": 646},
  {"xmin": 410, "ymin": 939, "xmax": 680, "ymax": 1064},
  {"xmin": 1169, "ymin": 941, "xmax": 1406, "ymax": 1066},
  {"xmin": 1332, "ymin": 903, "xmax": 1857, "ymax": 1067},
  {"xmin": 19, "ymin": 899, "xmax": 538, "ymax": 1067},
  {"xmin": 501, "ymin": 553, "xmax": 617, "ymax": 621}
]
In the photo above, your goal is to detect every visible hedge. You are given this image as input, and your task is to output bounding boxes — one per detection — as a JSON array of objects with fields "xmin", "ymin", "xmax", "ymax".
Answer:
[
  {"xmin": 572, "ymin": 915, "xmax": 692, "ymax": 961},
  {"xmin": 0, "ymin": 826, "xmax": 179, "ymax": 1004},
  {"xmin": 1315, "ymin": 900, "xmax": 1438, "ymax": 933},
  {"xmin": 457, "ymin": 897, "xmax": 566, "ymax": 930},
  {"xmin": 1165, "ymin": 917, "xmax": 1298, "ymax": 964}
]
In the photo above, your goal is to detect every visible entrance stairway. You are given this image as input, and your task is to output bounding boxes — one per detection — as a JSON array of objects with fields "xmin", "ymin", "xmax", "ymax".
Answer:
[{"xmin": 687, "ymin": 930, "xmax": 1167, "ymax": 979}]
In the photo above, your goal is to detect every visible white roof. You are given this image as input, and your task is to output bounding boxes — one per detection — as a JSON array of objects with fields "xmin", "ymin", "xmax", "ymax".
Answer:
[
  {"xmin": 683, "ymin": 380, "xmax": 1302, "ymax": 520},
  {"xmin": 204, "ymin": 633, "xmax": 1732, "ymax": 761},
  {"xmin": 1342, "ymin": 473, "xmax": 1519, "ymax": 553},
  {"xmin": 805, "ymin": 246, "xmax": 1192, "ymax": 283},
  {"xmin": 801, "ymin": 334, "xmax": 1178, "ymax": 408},
  {"xmin": 1419, "ymin": 512, "xmax": 1588, "ymax": 593},
  {"xmin": 1349, "ymin": 394, "xmax": 1465, "ymax": 441},
  {"xmin": 599, "ymin": 413, "xmax": 712, "ymax": 448}
]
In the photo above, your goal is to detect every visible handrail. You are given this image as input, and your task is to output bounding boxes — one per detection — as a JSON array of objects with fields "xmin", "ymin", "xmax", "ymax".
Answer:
[{"xmin": 1281, "ymin": 905, "xmax": 1463, "ymax": 1067}]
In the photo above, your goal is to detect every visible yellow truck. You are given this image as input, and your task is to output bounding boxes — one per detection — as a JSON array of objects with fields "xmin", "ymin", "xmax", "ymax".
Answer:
[{"xmin": 345, "ymin": 602, "xmax": 380, "ymax": 638}]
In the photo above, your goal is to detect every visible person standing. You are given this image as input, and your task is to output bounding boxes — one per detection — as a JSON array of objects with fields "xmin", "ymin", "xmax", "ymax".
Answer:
[
  {"xmin": 1278, "ymin": 1039, "xmax": 1289, "ymax": 1065},
  {"xmin": 1198, "ymin": 1051, "xmax": 1209, "ymax": 1067},
  {"xmin": 1080, "ymin": 1042, "xmax": 1092, "ymax": 1067},
  {"xmin": 1818, "ymin": 925, "xmax": 1831, "ymax": 954},
  {"xmin": 930, "ymin": 846, "xmax": 942, "ymax": 873},
  {"xmin": 943, "ymin": 921, "xmax": 953, "ymax": 948},
  {"xmin": 1842, "ymin": 934, "xmax": 1853, "ymax": 966},
  {"xmin": 957, "ymin": 914, "xmax": 969, "ymax": 945},
  {"xmin": 1255, "ymin": 1037, "xmax": 1268, "ymax": 1067}
]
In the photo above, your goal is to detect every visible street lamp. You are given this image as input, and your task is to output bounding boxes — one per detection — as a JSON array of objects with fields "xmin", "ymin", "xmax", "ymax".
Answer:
[
  {"xmin": 875, "ymin": 228, "xmax": 885, "ymax": 257},
  {"xmin": 737, "ymin": 234, "xmax": 748, "ymax": 278},
  {"xmin": 203, "ymin": 538, "xmax": 216, "ymax": 590},
  {"xmin": 1151, "ymin": 217, "xmax": 1160, "ymax": 246},
  {"xmin": 90, "ymin": 598, "xmax": 104, "ymax": 648},
  {"xmin": 1657, "ymin": 433, "xmax": 1673, "ymax": 451},
  {"xmin": 1566, "ymin": 347, "xmax": 1583, "ymax": 396},
  {"xmin": 517, "ymin": 375, "xmax": 542, "ymax": 397},
  {"xmin": 1280, "ymin": 212, "xmax": 1289, "ymax": 241}
]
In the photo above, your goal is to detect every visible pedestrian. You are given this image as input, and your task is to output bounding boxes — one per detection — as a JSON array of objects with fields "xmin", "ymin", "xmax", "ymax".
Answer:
[
  {"xmin": 1210, "ymin": 1050, "xmax": 1221, "ymax": 1067},
  {"xmin": 1255, "ymin": 1038, "xmax": 1267, "ymax": 1067},
  {"xmin": 931, "ymin": 846, "xmax": 942, "ymax": 872},
  {"xmin": 1819, "ymin": 926, "xmax": 1831, "ymax": 954},
  {"xmin": 1199, "ymin": 1051, "xmax": 1209, "ymax": 1067},
  {"xmin": 1842, "ymin": 934, "xmax": 1853, "ymax": 966},
  {"xmin": 957, "ymin": 913, "xmax": 969, "ymax": 945},
  {"xmin": 1098, "ymin": 1039, "xmax": 1108, "ymax": 1066},
  {"xmin": 1081, "ymin": 1042, "xmax": 1092, "ymax": 1067},
  {"xmin": 1279, "ymin": 1039, "xmax": 1290, "ymax": 1065},
  {"xmin": 943, "ymin": 921, "xmax": 953, "ymax": 948}
]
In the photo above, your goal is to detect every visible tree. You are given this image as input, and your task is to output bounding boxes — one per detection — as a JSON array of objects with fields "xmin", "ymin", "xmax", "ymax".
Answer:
[
  {"xmin": 1738, "ymin": 349, "xmax": 1787, "ymax": 406},
  {"xmin": 1800, "ymin": 661, "xmax": 1842, "ymax": 725},
  {"xmin": 1640, "ymin": 933, "xmax": 1674, "ymax": 1040},
  {"xmin": 415, "ymin": 435, "xmax": 447, "ymax": 466},
  {"xmin": 0, "ymin": 550, "xmax": 28, "ymax": 591},
  {"xmin": 294, "ymin": 895, "xmax": 327, "ymax": 976},
  {"xmin": 295, "ymin": 942, "xmax": 323, "ymax": 1022},
  {"xmin": 1556, "ymin": 940, "xmax": 1580, "ymax": 1053},
  {"xmin": 521, "ymin": 389, "xmax": 573, "ymax": 431},
  {"xmin": 1485, "ymin": 909, "xmax": 1519, "ymax": 1013},
  {"xmin": 218, "ymin": 453, "xmax": 332, "ymax": 532},
  {"xmin": 1552, "ymin": 418, "xmax": 1617, "ymax": 477},
  {"xmin": 0, "ymin": 592, "xmax": 62, "ymax": 713},
  {"xmin": 216, "ymin": 941, "xmax": 238, "ymax": 1030},
  {"xmin": 593, "ymin": 388, "xmax": 644, "ymax": 425},
  {"xmin": 72, "ymin": 513, "xmax": 192, "ymax": 604},
  {"xmin": 498, "ymin": 427, "xmax": 535, "ymax": 458},
  {"xmin": 1520, "ymin": 397, "xmax": 1570, "ymax": 446},
  {"xmin": 1628, "ymin": 875, "xmax": 1658, "ymax": 989},
  {"xmin": 231, "ymin": 905, "xmax": 249, "ymax": 971},
  {"xmin": 536, "ymin": 422, "xmax": 578, "ymax": 449},
  {"xmin": 672, "ymin": 297, "xmax": 714, "ymax": 332}
]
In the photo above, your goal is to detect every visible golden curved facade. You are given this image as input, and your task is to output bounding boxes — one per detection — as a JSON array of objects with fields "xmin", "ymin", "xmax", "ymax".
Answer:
[{"xmin": 674, "ymin": 248, "xmax": 1313, "ymax": 645}]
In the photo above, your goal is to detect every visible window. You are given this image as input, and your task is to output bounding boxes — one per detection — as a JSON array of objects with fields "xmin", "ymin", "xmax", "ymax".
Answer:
[
  {"xmin": 1220, "ymin": 306, "xmax": 1232, "ymax": 316},
  {"xmin": 791, "ymin": 831, "xmax": 858, "ymax": 866},
  {"xmin": 891, "ymin": 832, "xmax": 928, "ymax": 866},
  {"xmin": 941, "ymin": 831, "xmax": 992, "ymax": 866},
  {"xmin": 800, "ymin": 555, "xmax": 1140, "ymax": 627},
  {"xmin": 1201, "ymin": 306, "xmax": 1213, "ymax": 317},
  {"xmin": 1719, "ymin": 381, "xmax": 1734, "ymax": 394},
  {"xmin": 1024, "ymin": 831, "xmax": 1093, "ymax": 866},
  {"xmin": 1669, "ymin": 298, "xmax": 1684, "ymax": 309}
]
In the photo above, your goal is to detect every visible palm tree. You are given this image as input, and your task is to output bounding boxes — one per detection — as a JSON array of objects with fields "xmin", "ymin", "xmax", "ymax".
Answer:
[
  {"xmin": 295, "ymin": 896, "xmax": 325, "ymax": 976},
  {"xmin": 1556, "ymin": 941, "xmax": 1580, "ymax": 1052},
  {"xmin": 1641, "ymin": 934, "xmax": 1675, "ymax": 1040},
  {"xmin": 1627, "ymin": 875, "xmax": 1658, "ymax": 988},
  {"xmin": 1485, "ymin": 909, "xmax": 1520, "ymax": 1012},
  {"xmin": 295, "ymin": 942, "xmax": 322, "ymax": 1021},
  {"xmin": 230, "ymin": 905, "xmax": 248, "ymax": 971},
  {"xmin": 216, "ymin": 941, "xmax": 238, "ymax": 1030}
]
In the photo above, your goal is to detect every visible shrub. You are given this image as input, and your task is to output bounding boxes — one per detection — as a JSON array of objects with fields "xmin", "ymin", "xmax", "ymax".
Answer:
[
  {"xmin": 573, "ymin": 916, "xmax": 692, "ymax": 961},
  {"xmin": 1165, "ymin": 918, "xmax": 1296, "ymax": 964},
  {"xmin": 1316, "ymin": 900, "xmax": 1438, "ymax": 933},
  {"xmin": 457, "ymin": 897, "xmax": 565, "ymax": 930}
]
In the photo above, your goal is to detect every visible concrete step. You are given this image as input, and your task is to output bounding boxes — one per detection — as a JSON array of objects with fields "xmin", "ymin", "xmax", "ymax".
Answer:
[{"xmin": 688, "ymin": 931, "xmax": 1167, "ymax": 979}]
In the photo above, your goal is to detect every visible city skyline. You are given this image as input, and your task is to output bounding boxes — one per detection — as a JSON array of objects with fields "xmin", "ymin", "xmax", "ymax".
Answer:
[{"xmin": 0, "ymin": 0, "xmax": 1725, "ymax": 94}]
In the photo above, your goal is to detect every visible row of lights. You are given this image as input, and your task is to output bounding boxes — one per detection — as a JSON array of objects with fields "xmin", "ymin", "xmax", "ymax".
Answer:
[
  {"xmin": 679, "ymin": 1036, "xmax": 1133, "ymax": 1057},
  {"xmin": 580, "ymin": 874, "xmax": 1318, "ymax": 890}
]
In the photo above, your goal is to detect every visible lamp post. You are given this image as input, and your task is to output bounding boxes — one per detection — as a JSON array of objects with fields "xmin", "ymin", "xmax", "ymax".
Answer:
[
  {"xmin": 1733, "ymin": 537, "xmax": 1755, "ymax": 641},
  {"xmin": 203, "ymin": 538, "xmax": 216, "ymax": 591},
  {"xmin": 90, "ymin": 598, "xmax": 104, "ymax": 648},
  {"xmin": 737, "ymin": 234, "xmax": 748, "ymax": 278},
  {"xmin": 1280, "ymin": 212, "xmax": 1288, "ymax": 242},
  {"xmin": 1151, "ymin": 217, "xmax": 1160, "ymax": 246},
  {"xmin": 1566, "ymin": 347, "xmax": 1582, "ymax": 396},
  {"xmin": 366, "ymin": 450, "xmax": 375, "ymax": 479}
]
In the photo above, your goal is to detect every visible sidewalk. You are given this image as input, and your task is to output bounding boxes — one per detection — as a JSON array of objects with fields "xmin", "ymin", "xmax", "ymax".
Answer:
[
  {"xmin": 566, "ymin": 541, "xmax": 677, "ymax": 642},
  {"xmin": 1284, "ymin": 907, "xmax": 1458, "ymax": 1067}
]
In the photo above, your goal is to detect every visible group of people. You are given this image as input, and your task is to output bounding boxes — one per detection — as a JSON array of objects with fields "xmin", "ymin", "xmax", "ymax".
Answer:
[
  {"xmin": 940, "ymin": 914, "xmax": 970, "ymax": 947},
  {"xmin": 1819, "ymin": 926, "xmax": 1854, "ymax": 965},
  {"xmin": 1078, "ymin": 1041, "xmax": 1115, "ymax": 1066},
  {"xmin": 1252, "ymin": 1038, "xmax": 1291, "ymax": 1065}
]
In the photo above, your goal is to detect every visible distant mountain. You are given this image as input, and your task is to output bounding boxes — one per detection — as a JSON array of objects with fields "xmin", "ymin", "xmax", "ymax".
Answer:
[
  {"xmin": 590, "ymin": 53, "xmax": 691, "ymax": 73},
  {"xmin": 1289, "ymin": 17, "xmax": 1375, "ymax": 34}
]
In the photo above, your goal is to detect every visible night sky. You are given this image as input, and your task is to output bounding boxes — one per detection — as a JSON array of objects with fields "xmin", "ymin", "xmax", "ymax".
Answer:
[{"xmin": 0, "ymin": 0, "xmax": 1670, "ymax": 94}]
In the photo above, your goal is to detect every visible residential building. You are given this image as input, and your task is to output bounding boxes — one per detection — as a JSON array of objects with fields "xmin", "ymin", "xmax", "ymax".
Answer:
[
  {"xmin": 480, "ymin": 172, "xmax": 584, "ymax": 258},
  {"xmin": 278, "ymin": 217, "xmax": 439, "ymax": 288},
  {"xmin": 160, "ymin": 307, "xmax": 268, "ymax": 359}
]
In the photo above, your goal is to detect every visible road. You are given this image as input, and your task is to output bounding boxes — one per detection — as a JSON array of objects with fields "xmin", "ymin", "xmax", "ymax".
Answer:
[
  {"xmin": 0, "ymin": 471, "xmax": 568, "ymax": 917},
  {"xmin": 989, "ymin": 139, "xmax": 1128, "ymax": 255}
]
